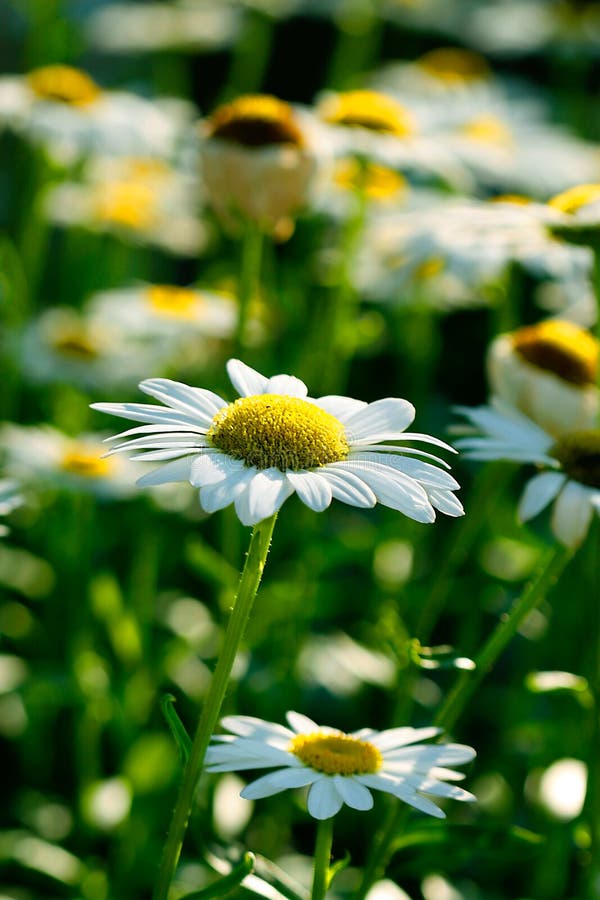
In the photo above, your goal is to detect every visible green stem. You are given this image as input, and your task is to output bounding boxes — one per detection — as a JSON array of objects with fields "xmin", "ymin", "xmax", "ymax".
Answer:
[
  {"xmin": 311, "ymin": 817, "xmax": 334, "ymax": 900},
  {"xmin": 584, "ymin": 525, "xmax": 600, "ymax": 899},
  {"xmin": 234, "ymin": 224, "xmax": 264, "ymax": 355},
  {"xmin": 153, "ymin": 513, "xmax": 278, "ymax": 900},
  {"xmin": 435, "ymin": 543, "xmax": 573, "ymax": 733},
  {"xmin": 592, "ymin": 246, "xmax": 600, "ymax": 401}
]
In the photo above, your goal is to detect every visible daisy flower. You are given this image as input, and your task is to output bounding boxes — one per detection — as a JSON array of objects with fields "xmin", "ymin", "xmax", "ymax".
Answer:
[
  {"xmin": 205, "ymin": 711, "xmax": 476, "ymax": 820},
  {"xmin": 455, "ymin": 400, "xmax": 600, "ymax": 548},
  {"xmin": 487, "ymin": 319, "xmax": 599, "ymax": 437},
  {"xmin": 92, "ymin": 358, "xmax": 463, "ymax": 527}
]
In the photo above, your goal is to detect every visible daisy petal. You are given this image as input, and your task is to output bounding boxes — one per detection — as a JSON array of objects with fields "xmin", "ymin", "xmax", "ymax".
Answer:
[
  {"xmin": 344, "ymin": 398, "xmax": 416, "ymax": 442},
  {"xmin": 518, "ymin": 471, "xmax": 567, "ymax": 522},
  {"xmin": 200, "ymin": 467, "xmax": 257, "ymax": 513},
  {"xmin": 427, "ymin": 489, "xmax": 464, "ymax": 517},
  {"xmin": 333, "ymin": 776, "xmax": 373, "ymax": 811},
  {"xmin": 313, "ymin": 396, "xmax": 368, "ymax": 421},
  {"xmin": 190, "ymin": 453, "xmax": 244, "ymax": 487},
  {"xmin": 139, "ymin": 379, "xmax": 227, "ymax": 423},
  {"xmin": 241, "ymin": 768, "xmax": 320, "ymax": 800},
  {"xmin": 220, "ymin": 716, "xmax": 294, "ymax": 740},
  {"xmin": 341, "ymin": 461, "xmax": 435, "ymax": 523},
  {"xmin": 307, "ymin": 778, "xmax": 344, "ymax": 820},
  {"xmin": 240, "ymin": 468, "xmax": 295, "ymax": 526},
  {"xmin": 266, "ymin": 374, "xmax": 308, "ymax": 397},
  {"xmin": 370, "ymin": 727, "xmax": 441, "ymax": 752},
  {"xmin": 136, "ymin": 457, "xmax": 194, "ymax": 486},
  {"xmin": 286, "ymin": 711, "xmax": 320, "ymax": 733},
  {"xmin": 227, "ymin": 359, "xmax": 268, "ymax": 397},
  {"xmin": 319, "ymin": 466, "xmax": 377, "ymax": 508},
  {"xmin": 551, "ymin": 481, "xmax": 593, "ymax": 548},
  {"xmin": 286, "ymin": 471, "xmax": 333, "ymax": 512}
]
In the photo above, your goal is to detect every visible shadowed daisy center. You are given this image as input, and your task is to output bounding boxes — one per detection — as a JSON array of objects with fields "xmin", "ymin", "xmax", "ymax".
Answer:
[
  {"xmin": 206, "ymin": 95, "xmax": 304, "ymax": 148},
  {"xmin": 27, "ymin": 65, "xmax": 101, "ymax": 106},
  {"xmin": 320, "ymin": 90, "xmax": 413, "ymax": 137},
  {"xmin": 551, "ymin": 429, "xmax": 600, "ymax": 487},
  {"xmin": 207, "ymin": 394, "xmax": 349, "ymax": 472},
  {"xmin": 289, "ymin": 731, "xmax": 383, "ymax": 776},
  {"xmin": 61, "ymin": 448, "xmax": 112, "ymax": 478},
  {"xmin": 146, "ymin": 286, "xmax": 200, "ymax": 319},
  {"xmin": 512, "ymin": 320, "xmax": 598, "ymax": 386}
]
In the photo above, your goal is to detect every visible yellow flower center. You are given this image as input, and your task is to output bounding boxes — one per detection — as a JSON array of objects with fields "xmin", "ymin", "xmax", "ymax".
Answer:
[
  {"xmin": 320, "ymin": 90, "xmax": 414, "ymax": 137},
  {"xmin": 460, "ymin": 115, "xmax": 513, "ymax": 146},
  {"xmin": 95, "ymin": 181, "xmax": 158, "ymax": 229},
  {"xmin": 290, "ymin": 731, "xmax": 383, "ymax": 776},
  {"xmin": 207, "ymin": 394, "xmax": 349, "ymax": 472},
  {"xmin": 417, "ymin": 47, "xmax": 490, "ymax": 83},
  {"xmin": 549, "ymin": 183, "xmax": 600, "ymax": 214},
  {"xmin": 414, "ymin": 256, "xmax": 445, "ymax": 280},
  {"xmin": 146, "ymin": 285, "xmax": 201, "ymax": 319},
  {"xmin": 333, "ymin": 159, "xmax": 407, "ymax": 202},
  {"xmin": 490, "ymin": 194, "xmax": 532, "ymax": 205},
  {"xmin": 60, "ymin": 448, "xmax": 112, "ymax": 478},
  {"xmin": 206, "ymin": 94, "xmax": 304, "ymax": 148},
  {"xmin": 551, "ymin": 429, "xmax": 600, "ymax": 488},
  {"xmin": 51, "ymin": 330, "xmax": 99, "ymax": 359},
  {"xmin": 26, "ymin": 65, "xmax": 101, "ymax": 106},
  {"xmin": 512, "ymin": 320, "xmax": 598, "ymax": 386}
]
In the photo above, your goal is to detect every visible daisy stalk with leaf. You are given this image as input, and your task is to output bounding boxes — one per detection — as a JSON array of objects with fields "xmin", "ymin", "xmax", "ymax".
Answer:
[{"xmin": 92, "ymin": 357, "xmax": 462, "ymax": 899}]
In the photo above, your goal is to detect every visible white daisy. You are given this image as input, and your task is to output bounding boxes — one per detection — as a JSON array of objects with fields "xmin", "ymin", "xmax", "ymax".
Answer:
[
  {"xmin": 455, "ymin": 400, "xmax": 600, "ymax": 548},
  {"xmin": 205, "ymin": 711, "xmax": 476, "ymax": 821},
  {"xmin": 91, "ymin": 359, "xmax": 463, "ymax": 527}
]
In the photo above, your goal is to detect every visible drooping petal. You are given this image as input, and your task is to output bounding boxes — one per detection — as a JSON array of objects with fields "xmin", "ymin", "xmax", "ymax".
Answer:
[
  {"xmin": 426, "ymin": 488, "xmax": 464, "ymax": 517},
  {"xmin": 518, "ymin": 471, "xmax": 567, "ymax": 522},
  {"xmin": 551, "ymin": 481, "xmax": 594, "ymax": 548},
  {"xmin": 319, "ymin": 466, "xmax": 377, "ymax": 508},
  {"xmin": 199, "ymin": 467, "xmax": 257, "ymax": 514},
  {"xmin": 356, "ymin": 773, "xmax": 445, "ymax": 818},
  {"xmin": 307, "ymin": 778, "xmax": 344, "ymax": 819},
  {"xmin": 190, "ymin": 452, "xmax": 244, "ymax": 487},
  {"xmin": 241, "ymin": 767, "xmax": 320, "ymax": 799},
  {"xmin": 226, "ymin": 359, "xmax": 268, "ymax": 397},
  {"xmin": 136, "ymin": 456, "xmax": 194, "ymax": 486},
  {"xmin": 239, "ymin": 468, "xmax": 295, "ymax": 526},
  {"xmin": 286, "ymin": 471, "xmax": 333, "ymax": 512},
  {"xmin": 340, "ymin": 460, "xmax": 435, "ymax": 523},
  {"xmin": 332, "ymin": 776, "xmax": 374, "ymax": 811}
]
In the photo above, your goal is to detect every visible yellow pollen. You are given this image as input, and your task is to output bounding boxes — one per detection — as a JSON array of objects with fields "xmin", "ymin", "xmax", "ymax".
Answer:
[
  {"xmin": 290, "ymin": 731, "xmax": 383, "ymax": 776},
  {"xmin": 51, "ymin": 330, "xmax": 99, "ymax": 359},
  {"xmin": 61, "ymin": 448, "xmax": 112, "ymax": 478},
  {"xmin": 207, "ymin": 394, "xmax": 349, "ymax": 472},
  {"xmin": 414, "ymin": 256, "xmax": 445, "ymax": 280},
  {"xmin": 512, "ymin": 320, "xmax": 598, "ymax": 386},
  {"xmin": 146, "ymin": 285, "xmax": 200, "ymax": 319},
  {"xmin": 206, "ymin": 94, "xmax": 304, "ymax": 148},
  {"xmin": 551, "ymin": 430, "xmax": 600, "ymax": 488},
  {"xmin": 549, "ymin": 183, "xmax": 600, "ymax": 214},
  {"xmin": 333, "ymin": 159, "xmax": 407, "ymax": 202},
  {"xmin": 27, "ymin": 65, "xmax": 101, "ymax": 106},
  {"xmin": 95, "ymin": 181, "xmax": 158, "ymax": 230},
  {"xmin": 417, "ymin": 47, "xmax": 490, "ymax": 83},
  {"xmin": 320, "ymin": 90, "xmax": 414, "ymax": 137},
  {"xmin": 460, "ymin": 115, "xmax": 513, "ymax": 146}
]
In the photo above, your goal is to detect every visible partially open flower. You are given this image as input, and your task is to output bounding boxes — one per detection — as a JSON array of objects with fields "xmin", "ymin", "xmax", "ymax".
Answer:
[
  {"xmin": 200, "ymin": 94, "xmax": 319, "ymax": 240},
  {"xmin": 487, "ymin": 320, "xmax": 599, "ymax": 437}
]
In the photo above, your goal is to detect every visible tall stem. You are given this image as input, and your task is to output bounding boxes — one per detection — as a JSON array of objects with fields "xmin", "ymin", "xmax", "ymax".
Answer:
[
  {"xmin": 311, "ymin": 817, "xmax": 334, "ymax": 900},
  {"xmin": 593, "ymin": 245, "xmax": 600, "ymax": 399},
  {"xmin": 435, "ymin": 543, "xmax": 573, "ymax": 733},
  {"xmin": 234, "ymin": 224, "xmax": 264, "ymax": 355},
  {"xmin": 153, "ymin": 513, "xmax": 278, "ymax": 900},
  {"xmin": 584, "ymin": 525, "xmax": 600, "ymax": 899}
]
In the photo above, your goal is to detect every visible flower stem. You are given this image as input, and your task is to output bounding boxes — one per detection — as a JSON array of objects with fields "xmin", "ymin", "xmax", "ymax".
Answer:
[
  {"xmin": 593, "ymin": 245, "xmax": 600, "ymax": 402},
  {"xmin": 584, "ymin": 524, "xmax": 600, "ymax": 898},
  {"xmin": 311, "ymin": 817, "xmax": 334, "ymax": 900},
  {"xmin": 234, "ymin": 223, "xmax": 264, "ymax": 354},
  {"xmin": 152, "ymin": 513, "xmax": 278, "ymax": 900},
  {"xmin": 435, "ymin": 543, "xmax": 573, "ymax": 733}
]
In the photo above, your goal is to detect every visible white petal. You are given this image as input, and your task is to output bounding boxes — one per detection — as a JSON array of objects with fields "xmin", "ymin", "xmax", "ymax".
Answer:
[
  {"xmin": 307, "ymin": 778, "xmax": 344, "ymax": 819},
  {"xmin": 227, "ymin": 359, "xmax": 268, "ymax": 397},
  {"xmin": 129, "ymin": 449, "xmax": 198, "ymax": 462},
  {"xmin": 518, "ymin": 471, "xmax": 567, "ymax": 522},
  {"xmin": 344, "ymin": 398, "xmax": 416, "ymax": 443},
  {"xmin": 286, "ymin": 471, "xmax": 333, "ymax": 512},
  {"xmin": 356, "ymin": 773, "xmax": 445, "ymax": 817},
  {"xmin": 136, "ymin": 457, "xmax": 194, "ymax": 486},
  {"xmin": 286, "ymin": 711, "xmax": 320, "ymax": 733},
  {"xmin": 410, "ymin": 778, "xmax": 476, "ymax": 802},
  {"xmin": 91, "ymin": 402, "xmax": 200, "ymax": 428},
  {"xmin": 200, "ymin": 467, "xmax": 257, "ymax": 513},
  {"xmin": 333, "ymin": 776, "xmax": 373, "ymax": 810},
  {"xmin": 266, "ymin": 374, "xmax": 308, "ymax": 397},
  {"xmin": 240, "ymin": 468, "xmax": 295, "ymax": 526},
  {"xmin": 427, "ymin": 488, "xmax": 465, "ymax": 517},
  {"xmin": 139, "ymin": 379, "xmax": 227, "ymax": 424},
  {"xmin": 319, "ymin": 466, "xmax": 377, "ymax": 508},
  {"xmin": 357, "ymin": 455, "xmax": 459, "ymax": 490},
  {"xmin": 371, "ymin": 727, "xmax": 441, "ymax": 752},
  {"xmin": 313, "ymin": 396, "xmax": 367, "ymax": 421},
  {"xmin": 190, "ymin": 453, "xmax": 244, "ymax": 487},
  {"xmin": 384, "ymin": 744, "xmax": 476, "ymax": 767},
  {"xmin": 551, "ymin": 481, "xmax": 594, "ymax": 548},
  {"xmin": 220, "ymin": 716, "xmax": 294, "ymax": 740},
  {"xmin": 241, "ymin": 767, "xmax": 320, "ymax": 799},
  {"xmin": 380, "ymin": 433, "xmax": 457, "ymax": 454},
  {"xmin": 341, "ymin": 461, "xmax": 435, "ymax": 523}
]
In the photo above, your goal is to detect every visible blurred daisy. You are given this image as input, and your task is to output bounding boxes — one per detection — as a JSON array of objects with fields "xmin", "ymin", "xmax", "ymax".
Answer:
[
  {"xmin": 206, "ymin": 711, "xmax": 476, "ymax": 820},
  {"xmin": 19, "ymin": 306, "xmax": 156, "ymax": 390},
  {"xmin": 455, "ymin": 400, "xmax": 600, "ymax": 547},
  {"xmin": 0, "ymin": 426, "xmax": 143, "ymax": 499},
  {"xmin": 488, "ymin": 319, "xmax": 599, "ymax": 436},
  {"xmin": 200, "ymin": 94, "xmax": 321, "ymax": 240},
  {"xmin": 44, "ymin": 156, "xmax": 208, "ymax": 256},
  {"xmin": 548, "ymin": 183, "xmax": 600, "ymax": 246},
  {"xmin": 92, "ymin": 358, "xmax": 463, "ymax": 527},
  {"xmin": 0, "ymin": 65, "xmax": 194, "ymax": 165},
  {"xmin": 0, "ymin": 480, "xmax": 23, "ymax": 537}
]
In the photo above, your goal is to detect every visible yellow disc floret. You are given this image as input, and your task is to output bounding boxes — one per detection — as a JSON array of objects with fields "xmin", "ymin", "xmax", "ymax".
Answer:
[
  {"xmin": 27, "ymin": 65, "xmax": 101, "ymax": 106},
  {"xmin": 146, "ymin": 285, "xmax": 200, "ymax": 319},
  {"xmin": 61, "ymin": 448, "xmax": 112, "ymax": 478},
  {"xmin": 333, "ymin": 159, "xmax": 407, "ymax": 202},
  {"xmin": 51, "ymin": 329, "xmax": 99, "ymax": 359},
  {"xmin": 95, "ymin": 180, "xmax": 158, "ymax": 230},
  {"xmin": 290, "ymin": 731, "xmax": 383, "ymax": 776},
  {"xmin": 417, "ymin": 47, "xmax": 490, "ymax": 83},
  {"xmin": 549, "ymin": 183, "xmax": 600, "ymax": 214},
  {"xmin": 551, "ymin": 430, "xmax": 600, "ymax": 488},
  {"xmin": 207, "ymin": 395, "xmax": 349, "ymax": 472},
  {"xmin": 512, "ymin": 320, "xmax": 598, "ymax": 386},
  {"xmin": 319, "ymin": 90, "xmax": 414, "ymax": 137},
  {"xmin": 460, "ymin": 115, "xmax": 512, "ymax": 146},
  {"xmin": 206, "ymin": 94, "xmax": 304, "ymax": 148}
]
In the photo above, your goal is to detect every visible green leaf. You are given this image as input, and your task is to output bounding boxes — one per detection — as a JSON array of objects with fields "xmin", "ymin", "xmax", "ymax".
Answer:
[
  {"xmin": 180, "ymin": 853, "xmax": 255, "ymax": 899},
  {"xmin": 160, "ymin": 693, "xmax": 192, "ymax": 763},
  {"xmin": 327, "ymin": 849, "xmax": 351, "ymax": 888}
]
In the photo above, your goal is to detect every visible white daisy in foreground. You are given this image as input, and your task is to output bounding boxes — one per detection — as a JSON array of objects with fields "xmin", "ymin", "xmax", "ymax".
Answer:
[
  {"xmin": 455, "ymin": 400, "xmax": 600, "ymax": 548},
  {"xmin": 92, "ymin": 359, "xmax": 463, "ymax": 527},
  {"xmin": 205, "ymin": 711, "xmax": 476, "ymax": 820}
]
